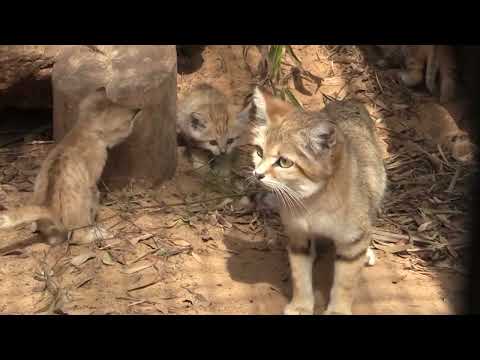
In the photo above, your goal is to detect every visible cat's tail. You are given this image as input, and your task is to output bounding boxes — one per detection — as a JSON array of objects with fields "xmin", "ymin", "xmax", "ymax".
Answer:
[
  {"xmin": 0, "ymin": 205, "xmax": 55, "ymax": 229},
  {"xmin": 425, "ymin": 45, "xmax": 439, "ymax": 96}
]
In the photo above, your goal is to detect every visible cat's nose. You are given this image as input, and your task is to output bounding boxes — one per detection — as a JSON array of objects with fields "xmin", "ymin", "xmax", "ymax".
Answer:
[{"xmin": 255, "ymin": 171, "xmax": 265, "ymax": 180}]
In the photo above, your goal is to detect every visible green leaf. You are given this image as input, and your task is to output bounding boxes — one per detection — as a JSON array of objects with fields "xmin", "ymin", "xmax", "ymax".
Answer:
[
  {"xmin": 286, "ymin": 45, "xmax": 302, "ymax": 65},
  {"xmin": 284, "ymin": 88, "xmax": 304, "ymax": 109}
]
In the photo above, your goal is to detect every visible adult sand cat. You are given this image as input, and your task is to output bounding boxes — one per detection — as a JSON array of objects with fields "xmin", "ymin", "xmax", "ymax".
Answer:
[
  {"xmin": 0, "ymin": 88, "xmax": 141, "ymax": 245},
  {"xmin": 377, "ymin": 45, "xmax": 457, "ymax": 103},
  {"xmin": 249, "ymin": 88, "xmax": 386, "ymax": 315},
  {"xmin": 177, "ymin": 83, "xmax": 250, "ymax": 175}
]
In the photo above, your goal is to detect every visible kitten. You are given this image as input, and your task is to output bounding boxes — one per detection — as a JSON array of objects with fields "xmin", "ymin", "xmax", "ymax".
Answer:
[
  {"xmin": 0, "ymin": 88, "xmax": 140, "ymax": 245},
  {"xmin": 177, "ymin": 83, "xmax": 250, "ymax": 176},
  {"xmin": 377, "ymin": 45, "xmax": 457, "ymax": 103},
  {"xmin": 249, "ymin": 88, "xmax": 386, "ymax": 315}
]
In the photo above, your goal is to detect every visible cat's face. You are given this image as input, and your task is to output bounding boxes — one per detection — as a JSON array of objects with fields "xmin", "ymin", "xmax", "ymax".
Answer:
[
  {"xmin": 250, "ymin": 88, "xmax": 340, "ymax": 199},
  {"xmin": 186, "ymin": 103, "xmax": 250, "ymax": 156},
  {"xmin": 79, "ymin": 89, "xmax": 140, "ymax": 148}
]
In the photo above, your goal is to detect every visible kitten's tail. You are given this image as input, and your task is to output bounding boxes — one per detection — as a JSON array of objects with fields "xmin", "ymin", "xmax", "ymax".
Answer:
[
  {"xmin": 0, "ymin": 206, "xmax": 55, "ymax": 229},
  {"xmin": 425, "ymin": 46, "xmax": 439, "ymax": 96}
]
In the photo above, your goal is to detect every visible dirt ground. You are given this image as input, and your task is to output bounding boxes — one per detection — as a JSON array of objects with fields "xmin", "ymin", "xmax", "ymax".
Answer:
[{"xmin": 0, "ymin": 45, "xmax": 471, "ymax": 314}]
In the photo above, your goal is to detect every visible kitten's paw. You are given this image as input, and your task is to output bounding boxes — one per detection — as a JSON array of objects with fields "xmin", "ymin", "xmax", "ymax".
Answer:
[
  {"xmin": 283, "ymin": 301, "xmax": 314, "ymax": 315},
  {"xmin": 71, "ymin": 226, "xmax": 113, "ymax": 244},
  {"xmin": 398, "ymin": 71, "xmax": 422, "ymax": 87}
]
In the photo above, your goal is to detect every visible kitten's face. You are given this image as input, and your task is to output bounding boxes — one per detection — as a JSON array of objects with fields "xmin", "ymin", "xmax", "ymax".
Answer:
[
  {"xmin": 250, "ymin": 88, "xmax": 339, "ymax": 199},
  {"xmin": 187, "ymin": 103, "xmax": 249, "ymax": 156},
  {"xmin": 79, "ymin": 89, "xmax": 140, "ymax": 148}
]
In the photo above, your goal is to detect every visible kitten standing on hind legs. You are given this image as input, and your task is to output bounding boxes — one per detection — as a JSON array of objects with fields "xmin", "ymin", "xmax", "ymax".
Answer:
[
  {"xmin": 249, "ymin": 88, "xmax": 386, "ymax": 315},
  {"xmin": 0, "ymin": 88, "xmax": 141, "ymax": 246}
]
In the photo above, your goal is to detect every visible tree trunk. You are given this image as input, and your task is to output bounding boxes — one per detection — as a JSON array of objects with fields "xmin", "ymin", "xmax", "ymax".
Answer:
[{"xmin": 52, "ymin": 45, "xmax": 177, "ymax": 189}]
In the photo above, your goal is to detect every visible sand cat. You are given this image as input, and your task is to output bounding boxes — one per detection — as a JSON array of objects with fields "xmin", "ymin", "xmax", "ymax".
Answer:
[
  {"xmin": 177, "ymin": 83, "xmax": 250, "ymax": 176},
  {"xmin": 249, "ymin": 88, "xmax": 386, "ymax": 315},
  {"xmin": 377, "ymin": 45, "xmax": 457, "ymax": 103},
  {"xmin": 0, "ymin": 88, "xmax": 140, "ymax": 245}
]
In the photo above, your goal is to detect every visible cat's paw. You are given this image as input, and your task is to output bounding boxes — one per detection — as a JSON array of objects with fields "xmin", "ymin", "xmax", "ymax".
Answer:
[
  {"xmin": 283, "ymin": 301, "xmax": 314, "ymax": 315},
  {"xmin": 324, "ymin": 305, "xmax": 352, "ymax": 315},
  {"xmin": 323, "ymin": 309, "xmax": 352, "ymax": 315}
]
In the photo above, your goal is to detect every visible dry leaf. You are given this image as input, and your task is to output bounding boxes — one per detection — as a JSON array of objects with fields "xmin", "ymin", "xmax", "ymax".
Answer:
[
  {"xmin": 128, "ymin": 233, "xmax": 153, "ymax": 246},
  {"xmin": 417, "ymin": 221, "xmax": 434, "ymax": 232},
  {"xmin": 70, "ymin": 251, "xmax": 96, "ymax": 267},
  {"xmin": 191, "ymin": 252, "xmax": 204, "ymax": 264},
  {"xmin": 101, "ymin": 252, "xmax": 116, "ymax": 266},
  {"xmin": 122, "ymin": 261, "xmax": 153, "ymax": 274},
  {"xmin": 216, "ymin": 214, "xmax": 232, "ymax": 229},
  {"xmin": 172, "ymin": 239, "xmax": 191, "ymax": 248}
]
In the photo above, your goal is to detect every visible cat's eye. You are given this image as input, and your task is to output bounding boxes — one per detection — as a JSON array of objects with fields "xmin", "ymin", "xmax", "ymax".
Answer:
[
  {"xmin": 209, "ymin": 140, "xmax": 218, "ymax": 146},
  {"xmin": 227, "ymin": 138, "xmax": 235, "ymax": 145},
  {"xmin": 277, "ymin": 157, "xmax": 294, "ymax": 168},
  {"xmin": 256, "ymin": 146, "xmax": 263, "ymax": 158}
]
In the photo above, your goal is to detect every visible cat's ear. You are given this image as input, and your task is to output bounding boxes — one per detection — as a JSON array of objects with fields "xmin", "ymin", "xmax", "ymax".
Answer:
[
  {"xmin": 189, "ymin": 112, "xmax": 208, "ymax": 131},
  {"xmin": 303, "ymin": 120, "xmax": 337, "ymax": 155},
  {"xmin": 251, "ymin": 87, "xmax": 293, "ymax": 125}
]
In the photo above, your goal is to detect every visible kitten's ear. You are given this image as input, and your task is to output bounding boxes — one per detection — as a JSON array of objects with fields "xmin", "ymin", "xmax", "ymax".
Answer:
[
  {"xmin": 251, "ymin": 87, "xmax": 293, "ymax": 125},
  {"xmin": 304, "ymin": 120, "xmax": 337, "ymax": 154},
  {"xmin": 190, "ymin": 112, "xmax": 208, "ymax": 131},
  {"xmin": 235, "ymin": 102, "xmax": 252, "ymax": 125}
]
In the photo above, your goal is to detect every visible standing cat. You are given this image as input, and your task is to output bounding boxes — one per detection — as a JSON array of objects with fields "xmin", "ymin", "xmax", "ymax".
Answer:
[
  {"xmin": 377, "ymin": 45, "xmax": 457, "ymax": 103},
  {"xmin": 0, "ymin": 88, "xmax": 140, "ymax": 245},
  {"xmin": 249, "ymin": 88, "xmax": 386, "ymax": 315},
  {"xmin": 177, "ymin": 83, "xmax": 250, "ymax": 176}
]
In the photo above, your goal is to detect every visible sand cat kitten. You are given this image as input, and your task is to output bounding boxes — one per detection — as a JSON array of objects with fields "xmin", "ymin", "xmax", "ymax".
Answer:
[
  {"xmin": 177, "ymin": 83, "xmax": 250, "ymax": 175},
  {"xmin": 249, "ymin": 88, "xmax": 386, "ymax": 315},
  {"xmin": 377, "ymin": 45, "xmax": 457, "ymax": 103},
  {"xmin": 0, "ymin": 88, "xmax": 140, "ymax": 245}
]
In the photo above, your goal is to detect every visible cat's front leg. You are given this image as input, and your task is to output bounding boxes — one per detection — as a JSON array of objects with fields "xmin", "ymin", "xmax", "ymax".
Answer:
[{"xmin": 284, "ymin": 234, "xmax": 315, "ymax": 315}]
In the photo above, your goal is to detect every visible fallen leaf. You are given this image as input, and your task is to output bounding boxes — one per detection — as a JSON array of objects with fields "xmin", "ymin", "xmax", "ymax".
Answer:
[
  {"xmin": 127, "ymin": 276, "xmax": 161, "ymax": 292},
  {"xmin": 128, "ymin": 233, "xmax": 154, "ymax": 246},
  {"xmin": 172, "ymin": 239, "xmax": 191, "ymax": 248},
  {"xmin": 191, "ymin": 252, "xmax": 204, "ymax": 264},
  {"xmin": 122, "ymin": 261, "xmax": 153, "ymax": 274},
  {"xmin": 417, "ymin": 221, "xmax": 434, "ymax": 232},
  {"xmin": 216, "ymin": 214, "xmax": 232, "ymax": 229},
  {"xmin": 101, "ymin": 252, "xmax": 116, "ymax": 266},
  {"xmin": 70, "ymin": 251, "xmax": 96, "ymax": 267}
]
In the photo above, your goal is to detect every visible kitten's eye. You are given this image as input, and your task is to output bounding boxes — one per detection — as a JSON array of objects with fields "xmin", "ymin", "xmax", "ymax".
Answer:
[
  {"xmin": 227, "ymin": 138, "xmax": 235, "ymax": 145},
  {"xmin": 277, "ymin": 157, "xmax": 294, "ymax": 168},
  {"xmin": 209, "ymin": 140, "xmax": 218, "ymax": 146},
  {"xmin": 256, "ymin": 146, "xmax": 263, "ymax": 158}
]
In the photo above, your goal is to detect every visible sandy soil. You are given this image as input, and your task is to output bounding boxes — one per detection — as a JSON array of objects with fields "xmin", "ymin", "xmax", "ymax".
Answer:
[{"xmin": 0, "ymin": 45, "xmax": 469, "ymax": 315}]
